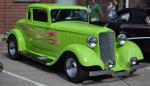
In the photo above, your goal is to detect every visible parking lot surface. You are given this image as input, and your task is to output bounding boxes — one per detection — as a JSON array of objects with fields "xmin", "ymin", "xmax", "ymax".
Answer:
[{"xmin": 0, "ymin": 48, "xmax": 150, "ymax": 86}]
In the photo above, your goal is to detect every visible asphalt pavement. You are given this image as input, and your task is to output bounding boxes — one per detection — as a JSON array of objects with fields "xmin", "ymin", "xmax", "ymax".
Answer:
[{"xmin": 0, "ymin": 42, "xmax": 150, "ymax": 86}]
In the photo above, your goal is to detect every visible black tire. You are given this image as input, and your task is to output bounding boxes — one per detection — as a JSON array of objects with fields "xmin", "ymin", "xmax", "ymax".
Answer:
[
  {"xmin": 64, "ymin": 53, "xmax": 88, "ymax": 83},
  {"xmin": 7, "ymin": 36, "xmax": 19, "ymax": 60},
  {"xmin": 130, "ymin": 69, "xmax": 137, "ymax": 74},
  {"xmin": 0, "ymin": 62, "xmax": 3, "ymax": 72}
]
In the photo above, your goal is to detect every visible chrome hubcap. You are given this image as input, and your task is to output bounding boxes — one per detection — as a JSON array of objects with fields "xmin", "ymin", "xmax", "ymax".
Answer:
[
  {"xmin": 66, "ymin": 58, "xmax": 77, "ymax": 78},
  {"xmin": 9, "ymin": 39, "xmax": 16, "ymax": 56}
]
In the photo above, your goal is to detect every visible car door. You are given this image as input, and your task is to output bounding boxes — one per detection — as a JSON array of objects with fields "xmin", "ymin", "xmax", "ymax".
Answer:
[{"xmin": 24, "ymin": 8, "xmax": 51, "ymax": 56}]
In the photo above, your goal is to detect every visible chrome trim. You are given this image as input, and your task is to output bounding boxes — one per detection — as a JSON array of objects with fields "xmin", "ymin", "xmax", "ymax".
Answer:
[
  {"xmin": 66, "ymin": 58, "xmax": 77, "ymax": 78},
  {"xmin": 99, "ymin": 32, "xmax": 116, "ymax": 67},
  {"xmin": 127, "ymin": 37, "xmax": 150, "ymax": 40},
  {"xmin": 89, "ymin": 63, "xmax": 148, "ymax": 77},
  {"xmin": 120, "ymin": 24, "xmax": 150, "ymax": 29},
  {"xmin": 87, "ymin": 36, "xmax": 97, "ymax": 48},
  {"xmin": 9, "ymin": 39, "xmax": 16, "ymax": 56}
]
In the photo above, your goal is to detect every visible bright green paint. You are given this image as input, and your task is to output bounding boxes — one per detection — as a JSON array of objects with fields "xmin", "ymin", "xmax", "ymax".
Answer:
[
  {"xmin": 116, "ymin": 41, "xmax": 143, "ymax": 70},
  {"xmin": 7, "ymin": 4, "xmax": 144, "ymax": 73},
  {"xmin": 8, "ymin": 29, "xmax": 27, "ymax": 51},
  {"xmin": 62, "ymin": 44, "xmax": 105, "ymax": 69},
  {"xmin": 28, "ymin": 4, "xmax": 87, "ymax": 10}
]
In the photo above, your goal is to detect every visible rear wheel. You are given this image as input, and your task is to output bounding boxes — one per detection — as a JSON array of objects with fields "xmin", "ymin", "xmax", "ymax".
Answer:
[
  {"xmin": 64, "ymin": 53, "xmax": 88, "ymax": 83},
  {"xmin": 7, "ymin": 36, "xmax": 19, "ymax": 60}
]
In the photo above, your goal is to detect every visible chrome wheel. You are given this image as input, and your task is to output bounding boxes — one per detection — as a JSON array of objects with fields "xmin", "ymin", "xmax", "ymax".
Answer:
[
  {"xmin": 8, "ymin": 39, "xmax": 16, "ymax": 56},
  {"xmin": 64, "ymin": 54, "xmax": 88, "ymax": 83},
  {"xmin": 66, "ymin": 57, "xmax": 78, "ymax": 78},
  {"xmin": 7, "ymin": 36, "xmax": 19, "ymax": 60}
]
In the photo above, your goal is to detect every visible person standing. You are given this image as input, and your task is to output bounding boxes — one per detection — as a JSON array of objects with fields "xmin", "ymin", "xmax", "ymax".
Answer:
[
  {"xmin": 89, "ymin": 0, "xmax": 104, "ymax": 24},
  {"xmin": 107, "ymin": 0, "xmax": 118, "ymax": 20},
  {"xmin": 117, "ymin": 0, "xmax": 123, "ymax": 11}
]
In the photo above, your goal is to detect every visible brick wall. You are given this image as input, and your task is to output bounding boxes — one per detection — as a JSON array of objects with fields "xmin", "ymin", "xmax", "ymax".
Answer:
[
  {"xmin": 0, "ymin": 0, "xmax": 5, "ymax": 33},
  {"xmin": 0, "ymin": 0, "xmax": 55, "ymax": 34},
  {"xmin": 129, "ymin": 0, "xmax": 150, "ymax": 8},
  {"xmin": 143, "ymin": 0, "xmax": 150, "ymax": 7},
  {"xmin": 129, "ymin": 0, "xmax": 137, "ymax": 7}
]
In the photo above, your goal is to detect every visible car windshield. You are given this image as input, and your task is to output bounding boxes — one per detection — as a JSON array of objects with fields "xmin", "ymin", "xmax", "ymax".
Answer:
[{"xmin": 51, "ymin": 9, "xmax": 88, "ymax": 23}]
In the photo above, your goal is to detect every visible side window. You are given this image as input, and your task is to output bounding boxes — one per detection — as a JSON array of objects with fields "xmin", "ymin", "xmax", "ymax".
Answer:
[
  {"xmin": 33, "ymin": 9, "xmax": 48, "ymax": 22},
  {"xmin": 51, "ymin": 10, "xmax": 59, "ymax": 22}
]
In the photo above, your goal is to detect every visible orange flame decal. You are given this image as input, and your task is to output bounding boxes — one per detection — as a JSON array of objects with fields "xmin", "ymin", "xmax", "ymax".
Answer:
[{"xmin": 48, "ymin": 32, "xmax": 60, "ymax": 44}]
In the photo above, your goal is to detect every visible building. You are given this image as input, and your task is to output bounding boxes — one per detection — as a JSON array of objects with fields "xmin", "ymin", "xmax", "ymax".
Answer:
[
  {"xmin": 56, "ymin": 0, "xmax": 76, "ymax": 5},
  {"xmin": 0, "ymin": 0, "xmax": 149, "ymax": 34},
  {"xmin": 0, "ymin": 0, "xmax": 55, "ymax": 34}
]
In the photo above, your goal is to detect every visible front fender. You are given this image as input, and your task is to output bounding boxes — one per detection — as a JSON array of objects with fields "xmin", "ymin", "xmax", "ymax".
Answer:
[
  {"xmin": 62, "ymin": 44, "xmax": 105, "ymax": 69},
  {"xmin": 7, "ymin": 29, "xmax": 26, "ymax": 51},
  {"xmin": 116, "ymin": 41, "xmax": 143, "ymax": 70}
]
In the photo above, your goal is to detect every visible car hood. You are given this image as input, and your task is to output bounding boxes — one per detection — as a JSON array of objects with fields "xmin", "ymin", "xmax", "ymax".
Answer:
[{"xmin": 51, "ymin": 21, "xmax": 113, "ymax": 35}]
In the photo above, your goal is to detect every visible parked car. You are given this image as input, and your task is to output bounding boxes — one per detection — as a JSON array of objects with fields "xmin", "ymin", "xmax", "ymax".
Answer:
[
  {"xmin": 6, "ymin": 4, "xmax": 146, "ymax": 83},
  {"xmin": 106, "ymin": 8, "xmax": 150, "ymax": 57},
  {"xmin": 91, "ymin": 8, "xmax": 150, "ymax": 57}
]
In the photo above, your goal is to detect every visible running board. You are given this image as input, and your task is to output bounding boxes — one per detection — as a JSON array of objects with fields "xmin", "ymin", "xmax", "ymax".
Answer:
[{"xmin": 19, "ymin": 51, "xmax": 54, "ymax": 66}]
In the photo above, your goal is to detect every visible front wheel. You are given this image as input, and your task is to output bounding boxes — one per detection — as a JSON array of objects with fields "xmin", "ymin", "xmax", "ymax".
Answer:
[
  {"xmin": 7, "ymin": 36, "xmax": 19, "ymax": 60},
  {"xmin": 64, "ymin": 54, "xmax": 88, "ymax": 83}
]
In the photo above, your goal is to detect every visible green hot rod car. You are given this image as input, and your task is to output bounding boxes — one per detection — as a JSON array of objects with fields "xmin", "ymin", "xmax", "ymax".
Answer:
[{"xmin": 6, "ymin": 4, "xmax": 146, "ymax": 83}]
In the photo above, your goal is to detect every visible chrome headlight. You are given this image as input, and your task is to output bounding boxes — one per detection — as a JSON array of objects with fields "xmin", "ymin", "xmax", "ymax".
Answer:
[
  {"xmin": 117, "ymin": 34, "xmax": 127, "ymax": 45},
  {"xmin": 87, "ymin": 36, "xmax": 97, "ymax": 48},
  {"xmin": 107, "ymin": 60, "xmax": 115, "ymax": 68},
  {"xmin": 130, "ymin": 57, "xmax": 138, "ymax": 65}
]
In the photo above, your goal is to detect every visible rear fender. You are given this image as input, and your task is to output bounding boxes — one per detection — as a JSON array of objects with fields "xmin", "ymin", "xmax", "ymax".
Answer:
[{"xmin": 7, "ymin": 29, "xmax": 26, "ymax": 51}]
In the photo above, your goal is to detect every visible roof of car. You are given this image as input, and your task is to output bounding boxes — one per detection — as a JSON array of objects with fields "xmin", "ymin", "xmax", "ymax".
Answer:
[{"xmin": 28, "ymin": 3, "xmax": 87, "ymax": 10}]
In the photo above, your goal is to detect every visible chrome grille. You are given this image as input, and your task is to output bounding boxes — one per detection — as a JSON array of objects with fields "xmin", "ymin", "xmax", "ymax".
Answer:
[{"xmin": 99, "ymin": 32, "xmax": 116, "ymax": 65}]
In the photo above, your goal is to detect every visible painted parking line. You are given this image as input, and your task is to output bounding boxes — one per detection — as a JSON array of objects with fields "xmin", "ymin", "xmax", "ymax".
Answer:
[
  {"xmin": 145, "ymin": 67, "xmax": 150, "ymax": 70},
  {"xmin": 3, "ymin": 70, "xmax": 47, "ymax": 86}
]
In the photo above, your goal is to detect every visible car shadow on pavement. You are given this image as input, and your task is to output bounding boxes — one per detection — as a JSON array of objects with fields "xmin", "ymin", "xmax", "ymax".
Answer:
[
  {"xmin": 82, "ymin": 74, "xmax": 138, "ymax": 85},
  {"xmin": 143, "ymin": 53, "xmax": 150, "ymax": 62},
  {"xmin": 1, "ymin": 52, "xmax": 143, "ymax": 85},
  {"xmin": 2, "ymin": 52, "xmax": 66, "ymax": 79}
]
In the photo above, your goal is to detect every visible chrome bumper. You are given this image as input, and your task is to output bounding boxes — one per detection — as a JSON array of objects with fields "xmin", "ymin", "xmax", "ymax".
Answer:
[
  {"xmin": 89, "ymin": 63, "xmax": 148, "ymax": 77},
  {"xmin": 0, "ymin": 62, "xmax": 3, "ymax": 72}
]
